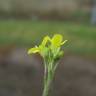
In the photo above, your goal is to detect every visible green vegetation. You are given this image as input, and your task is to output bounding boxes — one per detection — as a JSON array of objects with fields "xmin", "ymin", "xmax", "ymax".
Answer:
[{"xmin": 0, "ymin": 20, "xmax": 96, "ymax": 56}]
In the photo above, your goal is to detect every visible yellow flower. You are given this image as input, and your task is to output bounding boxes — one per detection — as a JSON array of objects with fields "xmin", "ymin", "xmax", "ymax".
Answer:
[
  {"xmin": 28, "ymin": 34, "xmax": 67, "ymax": 58},
  {"xmin": 28, "ymin": 36, "xmax": 50, "ymax": 57},
  {"xmin": 28, "ymin": 46, "xmax": 40, "ymax": 54},
  {"xmin": 41, "ymin": 36, "xmax": 51, "ymax": 46},
  {"xmin": 49, "ymin": 34, "xmax": 67, "ymax": 57},
  {"xmin": 51, "ymin": 34, "xmax": 67, "ymax": 48}
]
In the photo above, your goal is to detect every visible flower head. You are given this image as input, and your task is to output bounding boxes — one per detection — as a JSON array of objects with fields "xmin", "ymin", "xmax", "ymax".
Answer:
[
  {"xmin": 28, "ymin": 34, "xmax": 67, "ymax": 60},
  {"xmin": 51, "ymin": 34, "xmax": 64, "ymax": 47}
]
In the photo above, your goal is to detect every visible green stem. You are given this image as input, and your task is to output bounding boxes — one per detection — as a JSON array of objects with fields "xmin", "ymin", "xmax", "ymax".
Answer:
[
  {"xmin": 42, "ymin": 61, "xmax": 54, "ymax": 96},
  {"xmin": 44, "ymin": 60, "xmax": 47, "ymax": 87},
  {"xmin": 42, "ymin": 76, "xmax": 52, "ymax": 96}
]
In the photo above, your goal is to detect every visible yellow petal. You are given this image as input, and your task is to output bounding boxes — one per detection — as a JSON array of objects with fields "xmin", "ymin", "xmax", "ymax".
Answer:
[
  {"xmin": 51, "ymin": 34, "xmax": 63, "ymax": 47},
  {"xmin": 61, "ymin": 40, "xmax": 68, "ymax": 45},
  {"xmin": 28, "ymin": 46, "xmax": 40, "ymax": 54},
  {"xmin": 41, "ymin": 36, "xmax": 51, "ymax": 46}
]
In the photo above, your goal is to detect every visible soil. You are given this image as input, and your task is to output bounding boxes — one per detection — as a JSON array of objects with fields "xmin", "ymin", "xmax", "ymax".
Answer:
[{"xmin": 0, "ymin": 48, "xmax": 96, "ymax": 96}]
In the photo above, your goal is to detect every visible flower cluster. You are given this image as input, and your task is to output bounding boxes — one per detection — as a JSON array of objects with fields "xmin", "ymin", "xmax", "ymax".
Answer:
[{"xmin": 28, "ymin": 34, "xmax": 67, "ymax": 62}]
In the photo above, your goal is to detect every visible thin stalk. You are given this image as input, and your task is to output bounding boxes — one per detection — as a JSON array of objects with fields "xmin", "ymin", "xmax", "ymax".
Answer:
[
  {"xmin": 42, "ymin": 61, "xmax": 54, "ymax": 96},
  {"xmin": 44, "ymin": 59, "xmax": 47, "ymax": 86},
  {"xmin": 42, "ymin": 76, "xmax": 52, "ymax": 96}
]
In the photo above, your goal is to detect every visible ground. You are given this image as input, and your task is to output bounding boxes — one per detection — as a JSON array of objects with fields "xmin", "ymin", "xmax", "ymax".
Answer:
[{"xmin": 0, "ymin": 48, "xmax": 96, "ymax": 96}]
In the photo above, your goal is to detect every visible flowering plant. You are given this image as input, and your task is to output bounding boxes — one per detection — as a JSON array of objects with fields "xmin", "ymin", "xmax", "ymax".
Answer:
[{"xmin": 28, "ymin": 34, "xmax": 67, "ymax": 96}]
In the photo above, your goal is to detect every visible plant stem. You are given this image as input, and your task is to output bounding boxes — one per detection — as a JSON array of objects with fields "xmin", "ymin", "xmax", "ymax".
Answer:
[
  {"xmin": 42, "ymin": 77, "xmax": 51, "ymax": 96},
  {"xmin": 42, "ymin": 61, "xmax": 54, "ymax": 96}
]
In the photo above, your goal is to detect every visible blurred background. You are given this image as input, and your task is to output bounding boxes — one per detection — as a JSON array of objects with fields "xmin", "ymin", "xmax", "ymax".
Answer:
[{"xmin": 0, "ymin": 0, "xmax": 96, "ymax": 96}]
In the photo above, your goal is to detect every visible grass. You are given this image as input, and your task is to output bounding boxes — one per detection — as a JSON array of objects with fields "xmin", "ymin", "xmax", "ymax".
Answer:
[{"xmin": 0, "ymin": 20, "xmax": 96, "ymax": 57}]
